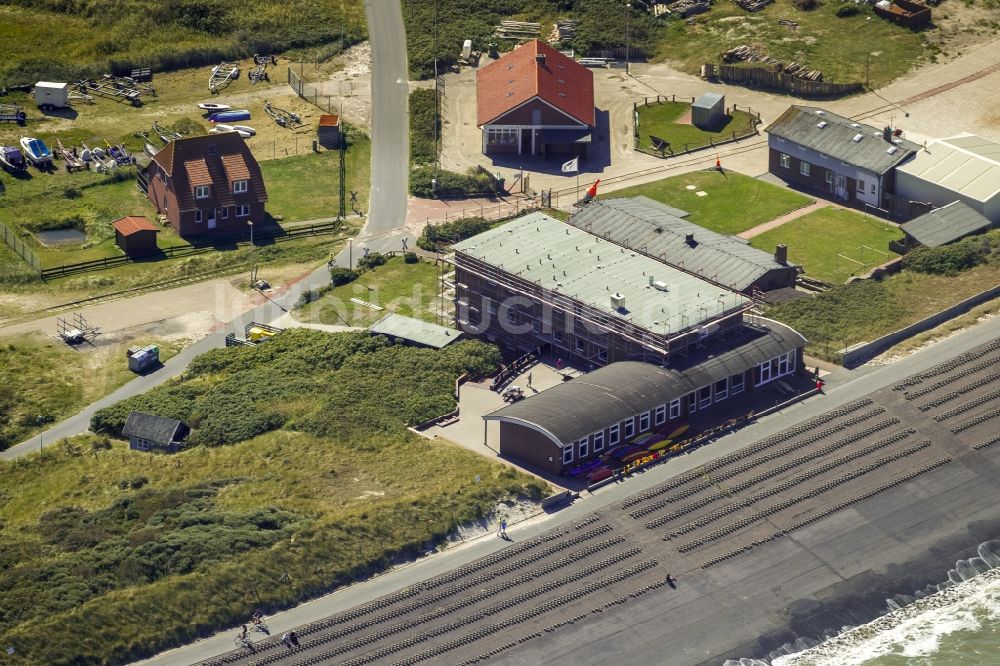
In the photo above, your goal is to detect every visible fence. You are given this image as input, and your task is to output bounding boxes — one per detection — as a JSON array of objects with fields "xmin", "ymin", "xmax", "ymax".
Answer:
[
  {"xmin": 420, "ymin": 198, "xmax": 540, "ymax": 229},
  {"xmin": 40, "ymin": 220, "xmax": 342, "ymax": 280},
  {"xmin": 288, "ymin": 66, "xmax": 351, "ymax": 113},
  {"xmin": 0, "ymin": 222, "xmax": 41, "ymax": 274},
  {"xmin": 703, "ymin": 64, "xmax": 863, "ymax": 98},
  {"xmin": 632, "ymin": 95, "xmax": 760, "ymax": 158}
]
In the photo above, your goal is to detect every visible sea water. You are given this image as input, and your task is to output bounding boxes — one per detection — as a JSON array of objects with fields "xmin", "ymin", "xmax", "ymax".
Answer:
[{"xmin": 727, "ymin": 540, "xmax": 1000, "ymax": 666}]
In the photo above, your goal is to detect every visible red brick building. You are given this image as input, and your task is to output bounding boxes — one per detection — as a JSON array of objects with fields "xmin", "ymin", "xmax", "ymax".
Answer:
[
  {"xmin": 477, "ymin": 40, "xmax": 594, "ymax": 158},
  {"xmin": 145, "ymin": 133, "xmax": 267, "ymax": 238}
]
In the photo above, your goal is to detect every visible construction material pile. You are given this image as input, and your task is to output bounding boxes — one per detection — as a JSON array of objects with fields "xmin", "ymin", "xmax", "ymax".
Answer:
[
  {"xmin": 720, "ymin": 44, "xmax": 823, "ymax": 80},
  {"xmin": 494, "ymin": 20, "xmax": 540, "ymax": 40},
  {"xmin": 547, "ymin": 19, "xmax": 577, "ymax": 43},
  {"xmin": 732, "ymin": 0, "xmax": 774, "ymax": 11}
]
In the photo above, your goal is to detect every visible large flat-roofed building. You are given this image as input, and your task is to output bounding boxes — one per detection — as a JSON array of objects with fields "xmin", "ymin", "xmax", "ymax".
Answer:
[
  {"xmin": 452, "ymin": 212, "xmax": 751, "ymax": 367},
  {"xmin": 477, "ymin": 40, "xmax": 594, "ymax": 158},
  {"xmin": 486, "ymin": 319, "xmax": 805, "ymax": 475},
  {"xmin": 894, "ymin": 134, "xmax": 1000, "ymax": 223},
  {"xmin": 765, "ymin": 106, "xmax": 919, "ymax": 208},
  {"xmin": 567, "ymin": 197, "xmax": 798, "ymax": 293}
]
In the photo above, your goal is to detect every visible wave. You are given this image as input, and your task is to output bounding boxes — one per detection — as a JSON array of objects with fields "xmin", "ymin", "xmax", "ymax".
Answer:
[{"xmin": 724, "ymin": 540, "xmax": 1000, "ymax": 666}]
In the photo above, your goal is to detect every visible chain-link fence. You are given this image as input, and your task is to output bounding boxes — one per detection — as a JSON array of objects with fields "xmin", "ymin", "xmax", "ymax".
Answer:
[{"xmin": 0, "ymin": 222, "xmax": 41, "ymax": 274}]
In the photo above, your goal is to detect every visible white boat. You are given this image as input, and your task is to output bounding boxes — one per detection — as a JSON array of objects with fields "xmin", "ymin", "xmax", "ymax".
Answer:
[
  {"xmin": 198, "ymin": 102, "xmax": 232, "ymax": 112},
  {"xmin": 19, "ymin": 136, "xmax": 52, "ymax": 167},
  {"xmin": 210, "ymin": 124, "xmax": 253, "ymax": 139},
  {"xmin": 229, "ymin": 124, "xmax": 256, "ymax": 136}
]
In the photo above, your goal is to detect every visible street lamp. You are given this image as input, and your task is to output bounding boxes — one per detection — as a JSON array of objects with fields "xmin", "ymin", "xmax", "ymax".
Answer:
[
  {"xmin": 247, "ymin": 220, "xmax": 254, "ymax": 287},
  {"xmin": 865, "ymin": 16, "xmax": 872, "ymax": 89},
  {"xmin": 625, "ymin": 3, "xmax": 632, "ymax": 76}
]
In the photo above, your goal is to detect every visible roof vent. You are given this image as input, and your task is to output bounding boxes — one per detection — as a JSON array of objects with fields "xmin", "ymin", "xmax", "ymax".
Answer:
[
  {"xmin": 817, "ymin": 121, "xmax": 828, "ymax": 129},
  {"xmin": 649, "ymin": 276, "xmax": 669, "ymax": 291},
  {"xmin": 852, "ymin": 133, "xmax": 864, "ymax": 143},
  {"xmin": 610, "ymin": 293, "xmax": 626, "ymax": 311},
  {"xmin": 535, "ymin": 53, "xmax": 547, "ymax": 65},
  {"xmin": 886, "ymin": 146, "xmax": 898, "ymax": 155},
  {"xmin": 851, "ymin": 123, "xmax": 860, "ymax": 128},
  {"xmin": 685, "ymin": 233, "xmax": 697, "ymax": 246}
]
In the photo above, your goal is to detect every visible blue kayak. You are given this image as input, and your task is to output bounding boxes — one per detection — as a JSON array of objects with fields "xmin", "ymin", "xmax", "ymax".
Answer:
[{"xmin": 209, "ymin": 109, "xmax": 251, "ymax": 123}]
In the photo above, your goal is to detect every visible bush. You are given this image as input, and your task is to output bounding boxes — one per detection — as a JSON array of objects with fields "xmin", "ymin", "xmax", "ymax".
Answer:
[
  {"xmin": 418, "ymin": 216, "xmax": 496, "ymax": 251},
  {"xmin": 403, "ymin": 252, "xmax": 419, "ymax": 264},
  {"xmin": 356, "ymin": 252, "xmax": 387, "ymax": 271},
  {"xmin": 410, "ymin": 166, "xmax": 496, "ymax": 198},
  {"xmin": 329, "ymin": 267, "xmax": 359, "ymax": 286},
  {"xmin": 836, "ymin": 4, "xmax": 861, "ymax": 16},
  {"xmin": 901, "ymin": 236, "xmax": 989, "ymax": 276},
  {"xmin": 793, "ymin": 0, "xmax": 819, "ymax": 9},
  {"xmin": 409, "ymin": 88, "xmax": 439, "ymax": 166}
]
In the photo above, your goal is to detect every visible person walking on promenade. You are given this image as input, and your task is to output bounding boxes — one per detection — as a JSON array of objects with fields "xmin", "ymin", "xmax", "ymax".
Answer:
[{"xmin": 498, "ymin": 518, "xmax": 507, "ymax": 539}]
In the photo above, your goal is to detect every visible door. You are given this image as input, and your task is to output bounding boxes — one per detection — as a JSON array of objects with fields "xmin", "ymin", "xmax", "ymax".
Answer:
[
  {"xmin": 207, "ymin": 209, "xmax": 217, "ymax": 229},
  {"xmin": 835, "ymin": 175, "xmax": 847, "ymax": 201}
]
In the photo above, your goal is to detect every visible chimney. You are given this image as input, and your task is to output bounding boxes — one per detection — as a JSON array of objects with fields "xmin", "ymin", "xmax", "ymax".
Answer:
[
  {"xmin": 536, "ymin": 53, "xmax": 547, "ymax": 65},
  {"xmin": 685, "ymin": 233, "xmax": 696, "ymax": 247},
  {"xmin": 883, "ymin": 126, "xmax": 892, "ymax": 142},
  {"xmin": 775, "ymin": 243, "xmax": 788, "ymax": 265}
]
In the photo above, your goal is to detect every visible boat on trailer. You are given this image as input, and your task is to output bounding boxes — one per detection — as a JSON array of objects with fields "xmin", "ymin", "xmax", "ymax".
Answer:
[
  {"xmin": 19, "ymin": 137, "xmax": 52, "ymax": 168},
  {"xmin": 106, "ymin": 141, "xmax": 133, "ymax": 166},
  {"xmin": 152, "ymin": 121, "xmax": 181, "ymax": 144},
  {"xmin": 0, "ymin": 145, "xmax": 27, "ymax": 171},
  {"xmin": 143, "ymin": 142, "xmax": 160, "ymax": 158},
  {"xmin": 81, "ymin": 142, "xmax": 116, "ymax": 173},
  {"xmin": 55, "ymin": 138, "xmax": 85, "ymax": 171}
]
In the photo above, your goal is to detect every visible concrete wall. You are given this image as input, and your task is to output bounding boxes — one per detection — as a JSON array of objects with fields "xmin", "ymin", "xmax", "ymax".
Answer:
[{"xmin": 839, "ymin": 283, "xmax": 1000, "ymax": 367}]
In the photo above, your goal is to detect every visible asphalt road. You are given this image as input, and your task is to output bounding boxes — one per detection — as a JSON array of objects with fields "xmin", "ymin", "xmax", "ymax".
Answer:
[{"xmin": 132, "ymin": 316, "xmax": 1000, "ymax": 666}]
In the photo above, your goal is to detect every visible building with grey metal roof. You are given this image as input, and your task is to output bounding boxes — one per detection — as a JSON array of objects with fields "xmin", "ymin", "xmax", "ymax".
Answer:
[
  {"xmin": 765, "ymin": 105, "xmax": 920, "ymax": 209},
  {"xmin": 370, "ymin": 313, "xmax": 461, "ymax": 349},
  {"xmin": 122, "ymin": 411, "xmax": 189, "ymax": 453},
  {"xmin": 567, "ymin": 197, "xmax": 798, "ymax": 293},
  {"xmin": 899, "ymin": 201, "xmax": 996, "ymax": 249},
  {"xmin": 895, "ymin": 134, "xmax": 1000, "ymax": 223},
  {"xmin": 452, "ymin": 212, "xmax": 750, "ymax": 368},
  {"xmin": 485, "ymin": 319, "xmax": 805, "ymax": 474}
]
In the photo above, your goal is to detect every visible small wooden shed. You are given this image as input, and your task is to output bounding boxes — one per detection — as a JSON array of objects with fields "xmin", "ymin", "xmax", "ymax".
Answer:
[
  {"xmin": 692, "ymin": 92, "xmax": 725, "ymax": 130},
  {"xmin": 318, "ymin": 114, "xmax": 342, "ymax": 148},
  {"xmin": 113, "ymin": 216, "xmax": 159, "ymax": 257}
]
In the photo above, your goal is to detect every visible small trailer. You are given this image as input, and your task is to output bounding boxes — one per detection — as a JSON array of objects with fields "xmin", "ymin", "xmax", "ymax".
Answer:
[
  {"xmin": 263, "ymin": 100, "xmax": 302, "ymax": 128},
  {"xmin": 0, "ymin": 103, "xmax": 26, "ymax": 124},
  {"xmin": 34, "ymin": 81, "xmax": 69, "ymax": 110},
  {"xmin": 225, "ymin": 322, "xmax": 283, "ymax": 347},
  {"xmin": 81, "ymin": 142, "xmax": 116, "ymax": 173},
  {"xmin": 74, "ymin": 78, "xmax": 142, "ymax": 107},
  {"xmin": 55, "ymin": 138, "xmax": 85, "ymax": 171},
  {"xmin": 152, "ymin": 121, "xmax": 181, "ymax": 144},
  {"xmin": 210, "ymin": 61, "xmax": 240, "ymax": 93},
  {"xmin": 56, "ymin": 313, "xmax": 101, "ymax": 346}
]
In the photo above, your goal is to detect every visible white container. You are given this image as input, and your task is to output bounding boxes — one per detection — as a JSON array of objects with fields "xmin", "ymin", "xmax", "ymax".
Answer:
[{"xmin": 34, "ymin": 81, "xmax": 69, "ymax": 110}]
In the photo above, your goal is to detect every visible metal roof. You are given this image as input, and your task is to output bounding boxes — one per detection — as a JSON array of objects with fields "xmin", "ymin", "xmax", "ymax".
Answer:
[
  {"xmin": 765, "ymin": 105, "xmax": 920, "ymax": 174},
  {"xmin": 369, "ymin": 313, "xmax": 461, "ymax": 349},
  {"xmin": 122, "ymin": 410, "xmax": 187, "ymax": 445},
  {"xmin": 693, "ymin": 92, "xmax": 724, "ymax": 109},
  {"xmin": 452, "ymin": 212, "xmax": 748, "ymax": 336},
  {"xmin": 477, "ymin": 40, "xmax": 595, "ymax": 127},
  {"xmin": 896, "ymin": 134, "xmax": 1000, "ymax": 204},
  {"xmin": 485, "ymin": 320, "xmax": 805, "ymax": 446},
  {"xmin": 900, "ymin": 201, "xmax": 995, "ymax": 247},
  {"xmin": 567, "ymin": 197, "xmax": 796, "ymax": 291}
]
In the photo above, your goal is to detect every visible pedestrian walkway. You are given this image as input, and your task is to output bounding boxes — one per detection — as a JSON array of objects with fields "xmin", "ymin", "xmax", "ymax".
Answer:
[{"xmin": 738, "ymin": 199, "xmax": 828, "ymax": 239}]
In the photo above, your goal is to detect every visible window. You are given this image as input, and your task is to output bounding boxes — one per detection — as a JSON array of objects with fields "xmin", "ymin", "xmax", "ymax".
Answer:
[
  {"xmin": 639, "ymin": 412, "xmax": 650, "ymax": 433},
  {"xmin": 553, "ymin": 329, "xmax": 563, "ymax": 343},
  {"xmin": 730, "ymin": 373, "xmax": 745, "ymax": 395},
  {"xmin": 236, "ymin": 205, "xmax": 250, "ymax": 217},
  {"xmin": 778, "ymin": 353, "xmax": 790, "ymax": 376},
  {"xmin": 858, "ymin": 178, "xmax": 866, "ymax": 192},
  {"xmin": 780, "ymin": 153, "xmax": 791, "ymax": 169},
  {"xmin": 194, "ymin": 210, "xmax": 203, "ymax": 224},
  {"xmin": 562, "ymin": 445, "xmax": 574, "ymax": 465},
  {"xmin": 195, "ymin": 185, "xmax": 210, "ymax": 199},
  {"xmin": 669, "ymin": 398, "xmax": 681, "ymax": 420},
  {"xmin": 654, "ymin": 404, "xmax": 666, "ymax": 426},
  {"xmin": 592, "ymin": 430, "xmax": 605, "ymax": 452},
  {"xmin": 487, "ymin": 128, "xmax": 518, "ymax": 145},
  {"xmin": 220, "ymin": 207, "xmax": 229, "ymax": 219},
  {"xmin": 575, "ymin": 337, "xmax": 585, "ymax": 353},
  {"xmin": 826, "ymin": 171, "xmax": 833, "ymax": 184},
  {"xmin": 698, "ymin": 386, "xmax": 712, "ymax": 409},
  {"xmin": 687, "ymin": 392, "xmax": 697, "ymax": 413},
  {"xmin": 623, "ymin": 417, "xmax": 635, "ymax": 439},
  {"xmin": 800, "ymin": 162, "xmax": 811, "ymax": 177},
  {"xmin": 871, "ymin": 182, "xmax": 877, "ymax": 194},
  {"xmin": 609, "ymin": 424, "xmax": 620, "ymax": 445},
  {"xmin": 578, "ymin": 438, "xmax": 588, "ymax": 459},
  {"xmin": 758, "ymin": 360, "xmax": 773, "ymax": 385},
  {"xmin": 714, "ymin": 378, "xmax": 728, "ymax": 402},
  {"xmin": 233, "ymin": 179, "xmax": 248, "ymax": 194},
  {"xmin": 596, "ymin": 347, "xmax": 608, "ymax": 363}
]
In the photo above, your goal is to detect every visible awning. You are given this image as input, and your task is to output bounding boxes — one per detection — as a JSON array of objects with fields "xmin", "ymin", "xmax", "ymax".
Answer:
[{"xmin": 541, "ymin": 128, "xmax": 592, "ymax": 144}]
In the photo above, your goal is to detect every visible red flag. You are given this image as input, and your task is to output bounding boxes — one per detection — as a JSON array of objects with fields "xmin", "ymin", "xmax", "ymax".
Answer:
[{"xmin": 586, "ymin": 179, "xmax": 600, "ymax": 198}]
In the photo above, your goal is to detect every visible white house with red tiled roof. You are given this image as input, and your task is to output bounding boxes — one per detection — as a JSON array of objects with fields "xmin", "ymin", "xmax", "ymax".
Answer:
[{"xmin": 477, "ymin": 40, "xmax": 595, "ymax": 158}]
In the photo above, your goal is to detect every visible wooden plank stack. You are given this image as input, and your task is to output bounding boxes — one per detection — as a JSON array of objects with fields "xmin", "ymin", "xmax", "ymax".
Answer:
[
  {"xmin": 732, "ymin": 0, "xmax": 773, "ymax": 11},
  {"xmin": 720, "ymin": 44, "xmax": 822, "ymax": 81},
  {"xmin": 494, "ymin": 20, "xmax": 541, "ymax": 40}
]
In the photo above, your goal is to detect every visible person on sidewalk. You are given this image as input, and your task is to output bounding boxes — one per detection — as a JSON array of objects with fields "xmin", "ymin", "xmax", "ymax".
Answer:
[{"xmin": 498, "ymin": 518, "xmax": 507, "ymax": 539}]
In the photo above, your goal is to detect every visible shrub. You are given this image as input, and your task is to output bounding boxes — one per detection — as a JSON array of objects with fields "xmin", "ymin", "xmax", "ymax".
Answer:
[
  {"xmin": 901, "ymin": 236, "xmax": 989, "ymax": 276},
  {"xmin": 410, "ymin": 166, "xmax": 496, "ymax": 198},
  {"xmin": 329, "ymin": 267, "xmax": 359, "ymax": 286},
  {"xmin": 63, "ymin": 187, "xmax": 81, "ymax": 199},
  {"xmin": 793, "ymin": 0, "xmax": 819, "ymax": 9},
  {"xmin": 356, "ymin": 252, "xmax": 387, "ymax": 271},
  {"xmin": 836, "ymin": 4, "xmax": 861, "ymax": 16},
  {"xmin": 418, "ymin": 216, "xmax": 496, "ymax": 251},
  {"xmin": 409, "ymin": 88, "xmax": 439, "ymax": 166},
  {"xmin": 403, "ymin": 252, "xmax": 419, "ymax": 264}
]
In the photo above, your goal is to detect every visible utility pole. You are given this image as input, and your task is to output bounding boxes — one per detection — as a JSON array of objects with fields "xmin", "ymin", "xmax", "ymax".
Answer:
[
  {"xmin": 625, "ymin": 3, "xmax": 632, "ymax": 76},
  {"xmin": 865, "ymin": 16, "xmax": 872, "ymax": 89},
  {"xmin": 248, "ymin": 220, "xmax": 255, "ymax": 286}
]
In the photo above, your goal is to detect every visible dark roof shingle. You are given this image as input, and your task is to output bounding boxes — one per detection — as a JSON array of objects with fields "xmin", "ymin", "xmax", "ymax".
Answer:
[{"xmin": 121, "ymin": 411, "xmax": 187, "ymax": 445}]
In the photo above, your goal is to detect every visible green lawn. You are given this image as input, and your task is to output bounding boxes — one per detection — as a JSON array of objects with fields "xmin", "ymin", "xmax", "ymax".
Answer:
[
  {"xmin": 655, "ymin": 2, "xmax": 927, "ymax": 88},
  {"xmin": 0, "ymin": 330, "xmax": 545, "ymax": 665},
  {"xmin": 0, "ymin": 332, "xmax": 186, "ymax": 451},
  {"xmin": 636, "ymin": 101, "xmax": 756, "ymax": 152},
  {"xmin": 297, "ymin": 256, "xmax": 445, "ymax": 327},
  {"xmin": 750, "ymin": 208, "xmax": 903, "ymax": 283},
  {"xmin": 608, "ymin": 171, "xmax": 812, "ymax": 235},
  {"xmin": 261, "ymin": 135, "xmax": 371, "ymax": 223}
]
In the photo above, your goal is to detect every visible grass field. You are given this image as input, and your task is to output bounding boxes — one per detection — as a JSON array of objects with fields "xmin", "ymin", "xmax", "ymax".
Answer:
[
  {"xmin": 655, "ymin": 1, "xmax": 927, "ymax": 87},
  {"xmin": 0, "ymin": 330, "xmax": 546, "ymax": 664},
  {"xmin": 749, "ymin": 208, "xmax": 903, "ymax": 283},
  {"xmin": 0, "ymin": 332, "xmax": 186, "ymax": 451},
  {"xmin": 608, "ymin": 170, "xmax": 813, "ymax": 235},
  {"xmin": 636, "ymin": 101, "xmax": 756, "ymax": 152},
  {"xmin": 297, "ymin": 257, "xmax": 445, "ymax": 327}
]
